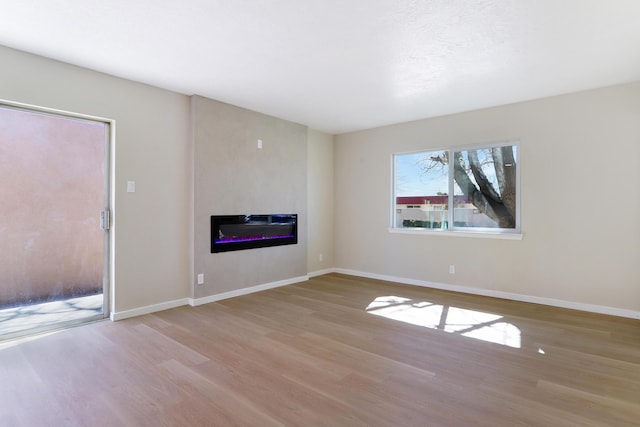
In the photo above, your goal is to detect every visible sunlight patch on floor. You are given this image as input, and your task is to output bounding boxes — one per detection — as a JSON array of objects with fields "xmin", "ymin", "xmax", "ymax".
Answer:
[{"xmin": 366, "ymin": 295, "xmax": 521, "ymax": 348}]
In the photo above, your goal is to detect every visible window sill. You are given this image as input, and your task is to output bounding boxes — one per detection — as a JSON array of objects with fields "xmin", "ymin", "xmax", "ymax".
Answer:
[{"xmin": 388, "ymin": 227, "xmax": 523, "ymax": 240}]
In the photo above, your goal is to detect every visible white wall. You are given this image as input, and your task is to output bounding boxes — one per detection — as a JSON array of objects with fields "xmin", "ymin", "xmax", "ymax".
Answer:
[
  {"xmin": 334, "ymin": 82, "xmax": 640, "ymax": 315},
  {"xmin": 0, "ymin": 45, "xmax": 323, "ymax": 318},
  {"xmin": 4, "ymin": 43, "xmax": 638, "ymax": 319},
  {"xmin": 307, "ymin": 129, "xmax": 334, "ymax": 274},
  {"xmin": 0, "ymin": 45, "xmax": 191, "ymax": 315}
]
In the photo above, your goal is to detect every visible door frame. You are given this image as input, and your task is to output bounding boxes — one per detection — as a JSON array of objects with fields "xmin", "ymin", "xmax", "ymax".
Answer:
[{"xmin": 0, "ymin": 99, "xmax": 114, "ymax": 336}]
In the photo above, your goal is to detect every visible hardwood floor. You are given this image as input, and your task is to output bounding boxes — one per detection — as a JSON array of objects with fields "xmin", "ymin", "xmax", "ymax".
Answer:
[{"xmin": 1, "ymin": 273, "xmax": 639, "ymax": 426}]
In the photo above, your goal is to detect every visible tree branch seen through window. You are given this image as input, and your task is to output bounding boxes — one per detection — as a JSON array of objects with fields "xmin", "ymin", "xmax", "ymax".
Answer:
[{"xmin": 394, "ymin": 142, "xmax": 519, "ymax": 232}]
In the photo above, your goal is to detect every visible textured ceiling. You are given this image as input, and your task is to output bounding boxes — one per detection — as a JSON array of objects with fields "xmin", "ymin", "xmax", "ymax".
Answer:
[{"xmin": 1, "ymin": 0, "xmax": 640, "ymax": 134}]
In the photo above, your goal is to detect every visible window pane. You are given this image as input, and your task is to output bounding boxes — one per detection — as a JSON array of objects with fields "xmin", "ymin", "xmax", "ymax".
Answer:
[
  {"xmin": 452, "ymin": 145, "xmax": 517, "ymax": 229},
  {"xmin": 394, "ymin": 150, "xmax": 449, "ymax": 229}
]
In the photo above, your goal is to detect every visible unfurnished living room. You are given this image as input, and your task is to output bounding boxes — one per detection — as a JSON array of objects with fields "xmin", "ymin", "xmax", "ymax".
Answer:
[{"xmin": 0, "ymin": 1, "xmax": 639, "ymax": 426}]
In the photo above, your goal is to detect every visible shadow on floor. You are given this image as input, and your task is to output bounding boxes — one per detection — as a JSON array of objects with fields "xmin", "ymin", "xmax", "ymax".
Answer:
[{"xmin": 0, "ymin": 294, "xmax": 104, "ymax": 338}]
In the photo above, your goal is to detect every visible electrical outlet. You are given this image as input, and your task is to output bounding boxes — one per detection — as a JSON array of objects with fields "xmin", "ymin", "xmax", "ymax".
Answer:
[
  {"xmin": 319, "ymin": 253, "xmax": 323, "ymax": 262},
  {"xmin": 197, "ymin": 273, "xmax": 204, "ymax": 285},
  {"xmin": 449, "ymin": 265, "xmax": 455, "ymax": 274}
]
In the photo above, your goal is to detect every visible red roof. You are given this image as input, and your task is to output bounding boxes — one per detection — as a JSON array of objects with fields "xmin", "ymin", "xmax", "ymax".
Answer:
[{"xmin": 396, "ymin": 195, "xmax": 469, "ymax": 204}]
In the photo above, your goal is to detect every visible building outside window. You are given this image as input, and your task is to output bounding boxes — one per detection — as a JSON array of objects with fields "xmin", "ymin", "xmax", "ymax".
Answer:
[{"xmin": 393, "ymin": 141, "xmax": 520, "ymax": 234}]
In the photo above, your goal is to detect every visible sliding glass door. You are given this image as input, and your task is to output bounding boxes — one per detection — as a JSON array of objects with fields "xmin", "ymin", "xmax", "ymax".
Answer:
[{"xmin": 0, "ymin": 103, "xmax": 110, "ymax": 339}]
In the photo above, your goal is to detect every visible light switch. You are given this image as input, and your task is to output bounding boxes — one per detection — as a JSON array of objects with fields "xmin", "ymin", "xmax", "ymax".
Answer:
[
  {"xmin": 257, "ymin": 139, "xmax": 263, "ymax": 149},
  {"xmin": 127, "ymin": 181, "xmax": 136, "ymax": 193}
]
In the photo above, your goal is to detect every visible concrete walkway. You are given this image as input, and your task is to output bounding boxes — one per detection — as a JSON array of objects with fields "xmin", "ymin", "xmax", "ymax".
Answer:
[{"xmin": 0, "ymin": 294, "xmax": 104, "ymax": 339}]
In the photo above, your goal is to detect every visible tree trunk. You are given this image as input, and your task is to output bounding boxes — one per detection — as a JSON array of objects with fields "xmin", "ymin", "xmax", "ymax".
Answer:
[{"xmin": 454, "ymin": 150, "xmax": 515, "ymax": 228}]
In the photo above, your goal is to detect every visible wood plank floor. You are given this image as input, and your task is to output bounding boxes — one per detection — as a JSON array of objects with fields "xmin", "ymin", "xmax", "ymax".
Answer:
[{"xmin": 1, "ymin": 273, "xmax": 639, "ymax": 426}]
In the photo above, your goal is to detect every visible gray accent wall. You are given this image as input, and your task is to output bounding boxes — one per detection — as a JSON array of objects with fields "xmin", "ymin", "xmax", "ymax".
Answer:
[{"xmin": 192, "ymin": 96, "xmax": 308, "ymax": 298}]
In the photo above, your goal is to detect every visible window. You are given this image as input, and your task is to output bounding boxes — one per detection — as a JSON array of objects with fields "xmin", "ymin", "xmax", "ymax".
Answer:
[{"xmin": 393, "ymin": 141, "xmax": 520, "ymax": 234}]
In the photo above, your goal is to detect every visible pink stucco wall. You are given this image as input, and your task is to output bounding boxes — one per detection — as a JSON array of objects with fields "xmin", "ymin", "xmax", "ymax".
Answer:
[{"xmin": 0, "ymin": 106, "xmax": 104, "ymax": 307}]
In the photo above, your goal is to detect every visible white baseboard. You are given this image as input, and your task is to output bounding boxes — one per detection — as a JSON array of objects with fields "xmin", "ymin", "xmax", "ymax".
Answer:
[
  {"xmin": 190, "ymin": 275, "xmax": 309, "ymax": 306},
  {"xmin": 110, "ymin": 269, "xmax": 639, "ymax": 321},
  {"xmin": 308, "ymin": 268, "xmax": 335, "ymax": 278},
  {"xmin": 332, "ymin": 268, "xmax": 640, "ymax": 320},
  {"xmin": 110, "ymin": 298, "xmax": 190, "ymax": 321}
]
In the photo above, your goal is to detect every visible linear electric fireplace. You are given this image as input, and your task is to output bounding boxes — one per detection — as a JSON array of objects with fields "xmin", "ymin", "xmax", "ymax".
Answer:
[{"xmin": 211, "ymin": 214, "xmax": 298, "ymax": 253}]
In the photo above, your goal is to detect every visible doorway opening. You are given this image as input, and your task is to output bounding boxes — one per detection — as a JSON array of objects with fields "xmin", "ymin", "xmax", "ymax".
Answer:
[{"xmin": 0, "ymin": 102, "xmax": 111, "ymax": 340}]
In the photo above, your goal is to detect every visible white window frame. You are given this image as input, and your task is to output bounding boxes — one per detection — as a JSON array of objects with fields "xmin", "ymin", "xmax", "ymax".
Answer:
[{"xmin": 390, "ymin": 140, "xmax": 522, "ymax": 240}]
